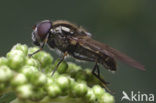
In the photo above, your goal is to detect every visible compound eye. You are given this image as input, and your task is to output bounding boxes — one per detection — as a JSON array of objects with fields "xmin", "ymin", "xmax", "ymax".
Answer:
[{"xmin": 36, "ymin": 20, "xmax": 52, "ymax": 41}]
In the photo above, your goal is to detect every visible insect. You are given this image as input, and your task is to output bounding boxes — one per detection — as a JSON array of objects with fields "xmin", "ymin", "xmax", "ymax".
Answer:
[{"xmin": 29, "ymin": 20, "xmax": 145, "ymax": 91}]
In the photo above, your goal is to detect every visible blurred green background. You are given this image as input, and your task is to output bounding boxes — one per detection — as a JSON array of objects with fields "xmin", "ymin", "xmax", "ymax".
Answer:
[{"xmin": 0, "ymin": 0, "xmax": 155, "ymax": 102}]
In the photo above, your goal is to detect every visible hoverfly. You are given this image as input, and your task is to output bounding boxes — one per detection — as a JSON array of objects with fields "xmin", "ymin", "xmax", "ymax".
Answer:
[{"xmin": 29, "ymin": 20, "xmax": 145, "ymax": 91}]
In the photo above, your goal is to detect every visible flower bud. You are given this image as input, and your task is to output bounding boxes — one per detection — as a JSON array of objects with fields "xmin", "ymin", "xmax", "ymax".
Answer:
[
  {"xmin": 11, "ymin": 73, "xmax": 27, "ymax": 87},
  {"xmin": 33, "ymin": 51, "xmax": 53, "ymax": 68},
  {"xmin": 28, "ymin": 47, "xmax": 39, "ymax": 57},
  {"xmin": 20, "ymin": 66, "xmax": 38, "ymax": 79},
  {"xmin": 75, "ymin": 70, "xmax": 87, "ymax": 81},
  {"xmin": 7, "ymin": 50, "xmax": 25, "ymax": 70},
  {"xmin": 92, "ymin": 85, "xmax": 105, "ymax": 99},
  {"xmin": 67, "ymin": 62, "xmax": 81, "ymax": 73},
  {"xmin": 30, "ymin": 88, "xmax": 46, "ymax": 101},
  {"xmin": 25, "ymin": 57, "xmax": 40, "ymax": 68},
  {"xmin": 85, "ymin": 88, "xmax": 96, "ymax": 103},
  {"xmin": 54, "ymin": 59, "xmax": 68, "ymax": 74},
  {"xmin": 11, "ymin": 44, "xmax": 28, "ymax": 56},
  {"xmin": 0, "ymin": 65, "xmax": 13, "ymax": 82},
  {"xmin": 46, "ymin": 77, "xmax": 54, "ymax": 86},
  {"xmin": 0, "ymin": 57, "xmax": 8, "ymax": 66},
  {"xmin": 16, "ymin": 84, "xmax": 33, "ymax": 99},
  {"xmin": 99, "ymin": 93, "xmax": 114, "ymax": 103},
  {"xmin": 47, "ymin": 83, "xmax": 62, "ymax": 98},
  {"xmin": 33, "ymin": 73, "xmax": 47, "ymax": 86},
  {"xmin": 71, "ymin": 82, "xmax": 88, "ymax": 97},
  {"xmin": 55, "ymin": 76, "xmax": 70, "ymax": 91}
]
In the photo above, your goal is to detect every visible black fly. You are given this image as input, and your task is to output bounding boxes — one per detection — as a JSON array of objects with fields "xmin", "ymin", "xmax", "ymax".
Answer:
[{"xmin": 29, "ymin": 20, "xmax": 145, "ymax": 92}]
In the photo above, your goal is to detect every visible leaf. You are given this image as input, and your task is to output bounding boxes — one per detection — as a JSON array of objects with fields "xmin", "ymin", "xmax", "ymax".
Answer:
[{"xmin": 0, "ymin": 92, "xmax": 16, "ymax": 103}]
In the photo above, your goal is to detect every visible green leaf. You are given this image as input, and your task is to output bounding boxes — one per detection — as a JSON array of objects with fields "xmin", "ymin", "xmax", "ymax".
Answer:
[{"xmin": 0, "ymin": 92, "xmax": 16, "ymax": 103}]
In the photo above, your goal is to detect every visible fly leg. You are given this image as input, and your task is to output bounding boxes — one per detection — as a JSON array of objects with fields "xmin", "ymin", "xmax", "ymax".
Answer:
[
  {"xmin": 51, "ymin": 51, "xmax": 68, "ymax": 76},
  {"xmin": 92, "ymin": 62, "xmax": 113, "ymax": 93},
  {"xmin": 92, "ymin": 62, "xmax": 109, "ymax": 85},
  {"xmin": 28, "ymin": 34, "xmax": 49, "ymax": 57}
]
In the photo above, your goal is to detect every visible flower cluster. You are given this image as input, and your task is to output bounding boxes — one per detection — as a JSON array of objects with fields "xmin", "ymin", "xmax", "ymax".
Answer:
[{"xmin": 0, "ymin": 44, "xmax": 114, "ymax": 103}]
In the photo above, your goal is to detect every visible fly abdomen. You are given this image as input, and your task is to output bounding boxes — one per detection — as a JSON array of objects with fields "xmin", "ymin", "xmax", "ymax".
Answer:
[{"xmin": 99, "ymin": 56, "xmax": 117, "ymax": 71}]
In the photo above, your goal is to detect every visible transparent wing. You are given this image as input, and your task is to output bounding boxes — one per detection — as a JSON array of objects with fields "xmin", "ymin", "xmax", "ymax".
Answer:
[{"xmin": 71, "ymin": 36, "xmax": 145, "ymax": 71}]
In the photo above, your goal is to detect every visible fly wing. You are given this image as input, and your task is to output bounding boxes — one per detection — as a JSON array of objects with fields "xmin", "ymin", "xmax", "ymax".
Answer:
[{"xmin": 72, "ymin": 36, "xmax": 145, "ymax": 71}]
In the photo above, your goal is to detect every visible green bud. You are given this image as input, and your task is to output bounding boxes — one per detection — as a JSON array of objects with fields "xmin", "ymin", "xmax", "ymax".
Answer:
[
  {"xmin": 84, "ymin": 69, "xmax": 99, "ymax": 85},
  {"xmin": 0, "ymin": 65, "xmax": 13, "ymax": 82},
  {"xmin": 55, "ymin": 75, "xmax": 70, "ymax": 91},
  {"xmin": 0, "ymin": 44, "xmax": 115, "ymax": 103},
  {"xmin": 84, "ymin": 68, "xmax": 93, "ymax": 78},
  {"xmin": 69, "ymin": 78, "xmax": 76, "ymax": 89},
  {"xmin": 20, "ymin": 66, "xmax": 44, "ymax": 86},
  {"xmin": 0, "ymin": 57, "xmax": 8, "ymax": 66},
  {"xmin": 11, "ymin": 73, "xmax": 27, "ymax": 87},
  {"xmin": 44, "ymin": 65, "xmax": 53, "ymax": 74},
  {"xmin": 67, "ymin": 62, "xmax": 81, "ymax": 72},
  {"xmin": 54, "ymin": 59, "xmax": 68, "ymax": 74},
  {"xmin": 75, "ymin": 70, "xmax": 87, "ymax": 80},
  {"xmin": 46, "ymin": 77, "xmax": 54, "ymax": 86},
  {"xmin": 47, "ymin": 83, "xmax": 62, "ymax": 98},
  {"xmin": 85, "ymin": 88, "xmax": 96, "ymax": 103},
  {"xmin": 92, "ymin": 85, "xmax": 105, "ymax": 99},
  {"xmin": 52, "ymin": 71, "xmax": 60, "ymax": 78},
  {"xmin": 20, "ymin": 66, "xmax": 38, "ymax": 79},
  {"xmin": 30, "ymin": 88, "xmax": 46, "ymax": 101},
  {"xmin": 99, "ymin": 93, "xmax": 114, "ymax": 103},
  {"xmin": 66, "ymin": 62, "xmax": 82, "ymax": 78},
  {"xmin": 28, "ymin": 47, "xmax": 39, "ymax": 56},
  {"xmin": 25, "ymin": 57, "xmax": 40, "ymax": 68},
  {"xmin": 7, "ymin": 50, "xmax": 25, "ymax": 70},
  {"xmin": 71, "ymin": 82, "xmax": 88, "ymax": 97},
  {"xmin": 7, "ymin": 50, "xmax": 25, "ymax": 58},
  {"xmin": 16, "ymin": 84, "xmax": 33, "ymax": 99},
  {"xmin": 11, "ymin": 44, "xmax": 28, "ymax": 56},
  {"xmin": 33, "ymin": 73, "xmax": 47, "ymax": 86},
  {"xmin": 33, "ymin": 51, "xmax": 53, "ymax": 68}
]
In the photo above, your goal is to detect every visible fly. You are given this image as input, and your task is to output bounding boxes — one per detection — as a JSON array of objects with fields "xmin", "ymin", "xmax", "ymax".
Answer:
[{"xmin": 29, "ymin": 20, "xmax": 145, "ymax": 92}]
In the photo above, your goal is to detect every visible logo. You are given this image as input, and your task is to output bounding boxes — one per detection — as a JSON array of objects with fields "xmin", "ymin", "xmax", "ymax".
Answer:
[{"xmin": 121, "ymin": 91, "xmax": 155, "ymax": 102}]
